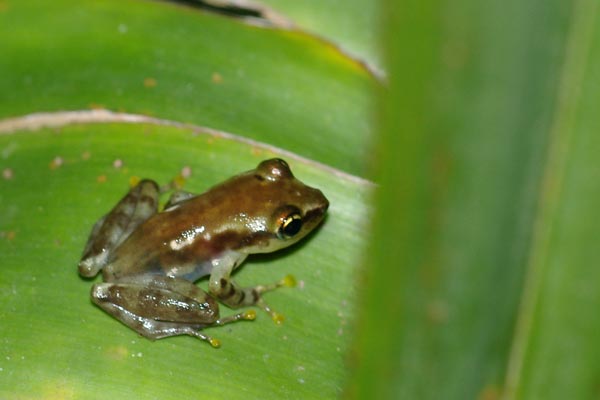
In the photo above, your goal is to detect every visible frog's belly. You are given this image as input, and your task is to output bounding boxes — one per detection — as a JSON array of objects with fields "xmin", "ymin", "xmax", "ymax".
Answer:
[
  {"xmin": 103, "ymin": 249, "xmax": 214, "ymax": 282},
  {"xmin": 104, "ymin": 249, "xmax": 245, "ymax": 283},
  {"xmin": 162, "ymin": 260, "xmax": 213, "ymax": 282},
  {"xmin": 165, "ymin": 250, "xmax": 246, "ymax": 282}
]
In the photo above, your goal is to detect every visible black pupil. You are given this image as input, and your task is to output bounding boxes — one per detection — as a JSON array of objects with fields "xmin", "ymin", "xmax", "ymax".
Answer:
[{"xmin": 283, "ymin": 216, "xmax": 302, "ymax": 237}]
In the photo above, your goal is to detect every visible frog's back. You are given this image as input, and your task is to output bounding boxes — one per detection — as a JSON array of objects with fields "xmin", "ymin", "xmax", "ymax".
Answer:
[
  {"xmin": 102, "ymin": 203, "xmax": 221, "ymax": 282},
  {"xmin": 102, "ymin": 158, "xmax": 328, "ymax": 282}
]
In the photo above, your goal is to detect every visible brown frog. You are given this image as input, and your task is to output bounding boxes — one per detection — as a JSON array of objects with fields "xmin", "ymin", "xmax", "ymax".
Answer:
[{"xmin": 78, "ymin": 159, "xmax": 329, "ymax": 347}]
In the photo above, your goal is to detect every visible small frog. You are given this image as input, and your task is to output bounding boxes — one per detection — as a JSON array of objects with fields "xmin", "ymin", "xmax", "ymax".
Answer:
[{"xmin": 78, "ymin": 158, "xmax": 328, "ymax": 347}]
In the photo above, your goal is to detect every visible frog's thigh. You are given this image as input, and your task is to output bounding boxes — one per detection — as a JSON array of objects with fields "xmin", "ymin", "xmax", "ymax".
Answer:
[
  {"xmin": 93, "ymin": 301, "xmax": 209, "ymax": 340},
  {"xmin": 79, "ymin": 180, "xmax": 160, "ymax": 277},
  {"xmin": 91, "ymin": 276, "xmax": 219, "ymax": 340}
]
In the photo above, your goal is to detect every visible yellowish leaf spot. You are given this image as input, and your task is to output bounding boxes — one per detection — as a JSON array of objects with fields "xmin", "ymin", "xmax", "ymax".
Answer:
[
  {"xmin": 105, "ymin": 345, "xmax": 129, "ymax": 361},
  {"xmin": 143, "ymin": 77, "xmax": 157, "ymax": 88},
  {"xmin": 2, "ymin": 230, "xmax": 16, "ymax": 241},
  {"xmin": 88, "ymin": 103, "xmax": 105, "ymax": 110},
  {"xmin": 212, "ymin": 72, "xmax": 223, "ymax": 84},
  {"xmin": 40, "ymin": 379, "xmax": 77, "ymax": 400},
  {"xmin": 477, "ymin": 385, "xmax": 501, "ymax": 400},
  {"xmin": 129, "ymin": 176, "xmax": 141, "ymax": 187},
  {"xmin": 427, "ymin": 299, "xmax": 449, "ymax": 324}
]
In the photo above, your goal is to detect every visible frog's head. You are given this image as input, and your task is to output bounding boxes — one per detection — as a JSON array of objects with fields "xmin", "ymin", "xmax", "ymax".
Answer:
[{"xmin": 234, "ymin": 158, "xmax": 329, "ymax": 254}]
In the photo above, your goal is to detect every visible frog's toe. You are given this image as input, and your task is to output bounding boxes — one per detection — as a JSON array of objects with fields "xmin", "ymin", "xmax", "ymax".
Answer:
[
  {"xmin": 271, "ymin": 311, "xmax": 285, "ymax": 325},
  {"xmin": 279, "ymin": 274, "xmax": 297, "ymax": 288},
  {"xmin": 78, "ymin": 255, "xmax": 106, "ymax": 278},
  {"xmin": 243, "ymin": 310, "xmax": 257, "ymax": 320},
  {"xmin": 188, "ymin": 329, "xmax": 221, "ymax": 348},
  {"xmin": 215, "ymin": 309, "xmax": 257, "ymax": 325},
  {"xmin": 253, "ymin": 298, "xmax": 286, "ymax": 325}
]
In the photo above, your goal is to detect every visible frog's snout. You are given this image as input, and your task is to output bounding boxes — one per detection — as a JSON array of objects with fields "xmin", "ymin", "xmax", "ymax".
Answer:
[
  {"xmin": 305, "ymin": 187, "xmax": 329, "ymax": 227},
  {"xmin": 315, "ymin": 188, "xmax": 329, "ymax": 214}
]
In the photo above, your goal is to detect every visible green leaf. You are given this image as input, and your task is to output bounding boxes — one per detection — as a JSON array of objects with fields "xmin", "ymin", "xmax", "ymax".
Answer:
[
  {"xmin": 0, "ymin": 0, "xmax": 375, "ymax": 398},
  {"xmin": 0, "ymin": 123, "xmax": 372, "ymax": 399},
  {"xmin": 255, "ymin": 0, "xmax": 381, "ymax": 72},
  {"xmin": 349, "ymin": 0, "xmax": 600, "ymax": 399},
  {"xmin": 0, "ymin": 0, "xmax": 375, "ymax": 176},
  {"xmin": 507, "ymin": 1, "xmax": 600, "ymax": 397}
]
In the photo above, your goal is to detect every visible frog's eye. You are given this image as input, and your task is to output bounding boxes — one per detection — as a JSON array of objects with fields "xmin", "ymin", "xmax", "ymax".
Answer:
[{"xmin": 278, "ymin": 213, "xmax": 303, "ymax": 239}]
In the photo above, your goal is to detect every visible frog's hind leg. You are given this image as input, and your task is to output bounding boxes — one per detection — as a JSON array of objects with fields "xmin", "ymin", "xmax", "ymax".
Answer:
[
  {"xmin": 78, "ymin": 180, "xmax": 160, "ymax": 278},
  {"xmin": 91, "ymin": 275, "xmax": 255, "ymax": 347}
]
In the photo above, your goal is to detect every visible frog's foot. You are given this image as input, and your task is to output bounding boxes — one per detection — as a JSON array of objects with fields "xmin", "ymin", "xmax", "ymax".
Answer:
[
  {"xmin": 194, "ymin": 310, "xmax": 257, "ymax": 348},
  {"xmin": 253, "ymin": 275, "xmax": 296, "ymax": 325}
]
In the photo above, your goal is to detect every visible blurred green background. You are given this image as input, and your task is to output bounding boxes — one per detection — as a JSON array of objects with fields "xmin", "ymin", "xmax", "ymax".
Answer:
[{"xmin": 1, "ymin": 0, "xmax": 599, "ymax": 399}]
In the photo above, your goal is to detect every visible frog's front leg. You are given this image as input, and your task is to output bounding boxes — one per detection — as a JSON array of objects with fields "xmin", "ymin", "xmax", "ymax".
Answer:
[
  {"xmin": 78, "ymin": 180, "xmax": 160, "ymax": 278},
  {"xmin": 92, "ymin": 275, "xmax": 254, "ymax": 347},
  {"xmin": 208, "ymin": 252, "xmax": 296, "ymax": 324}
]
